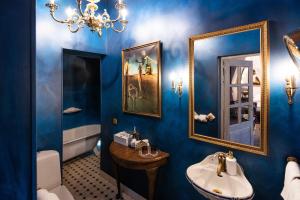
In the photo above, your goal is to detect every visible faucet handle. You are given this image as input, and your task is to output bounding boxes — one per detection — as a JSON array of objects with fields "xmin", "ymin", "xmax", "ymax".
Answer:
[
  {"xmin": 226, "ymin": 151, "xmax": 234, "ymax": 159},
  {"xmin": 217, "ymin": 152, "xmax": 226, "ymax": 161}
]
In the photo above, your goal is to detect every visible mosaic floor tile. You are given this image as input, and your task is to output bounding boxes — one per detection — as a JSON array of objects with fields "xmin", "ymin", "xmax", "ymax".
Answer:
[{"xmin": 63, "ymin": 154, "xmax": 135, "ymax": 200}]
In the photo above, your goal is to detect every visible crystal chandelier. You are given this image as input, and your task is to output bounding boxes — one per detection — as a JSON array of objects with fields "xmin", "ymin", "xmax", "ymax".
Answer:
[{"xmin": 45, "ymin": 0, "xmax": 128, "ymax": 37}]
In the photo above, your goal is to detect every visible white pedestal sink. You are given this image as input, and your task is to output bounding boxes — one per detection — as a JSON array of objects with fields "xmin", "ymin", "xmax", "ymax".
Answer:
[{"xmin": 186, "ymin": 153, "xmax": 254, "ymax": 200}]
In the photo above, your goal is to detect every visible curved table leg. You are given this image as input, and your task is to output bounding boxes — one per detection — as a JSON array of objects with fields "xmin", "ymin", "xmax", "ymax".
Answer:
[
  {"xmin": 112, "ymin": 161, "xmax": 122, "ymax": 199},
  {"xmin": 146, "ymin": 167, "xmax": 158, "ymax": 200}
]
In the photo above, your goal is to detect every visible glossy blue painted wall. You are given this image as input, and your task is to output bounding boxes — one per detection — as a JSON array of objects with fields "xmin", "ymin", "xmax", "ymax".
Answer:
[
  {"xmin": 36, "ymin": 0, "xmax": 107, "ymax": 153},
  {"xmin": 100, "ymin": 0, "xmax": 300, "ymax": 199},
  {"xmin": 0, "ymin": 0, "xmax": 34, "ymax": 199}
]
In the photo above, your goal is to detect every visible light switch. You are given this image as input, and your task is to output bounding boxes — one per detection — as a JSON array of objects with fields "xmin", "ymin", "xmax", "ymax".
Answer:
[{"xmin": 112, "ymin": 118, "xmax": 118, "ymax": 125}]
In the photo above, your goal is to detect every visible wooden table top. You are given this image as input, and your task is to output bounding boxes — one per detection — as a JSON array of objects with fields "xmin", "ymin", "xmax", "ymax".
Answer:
[{"xmin": 109, "ymin": 142, "xmax": 169, "ymax": 169}]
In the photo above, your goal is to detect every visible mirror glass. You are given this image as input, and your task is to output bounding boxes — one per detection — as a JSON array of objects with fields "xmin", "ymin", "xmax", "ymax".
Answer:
[
  {"xmin": 189, "ymin": 21, "xmax": 269, "ymax": 155},
  {"xmin": 284, "ymin": 29, "xmax": 300, "ymax": 71}
]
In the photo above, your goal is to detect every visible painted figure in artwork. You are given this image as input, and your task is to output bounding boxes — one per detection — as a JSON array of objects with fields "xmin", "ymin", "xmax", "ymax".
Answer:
[
  {"xmin": 141, "ymin": 50, "xmax": 156, "ymax": 75},
  {"xmin": 138, "ymin": 62, "xmax": 143, "ymax": 98},
  {"xmin": 128, "ymin": 83, "xmax": 138, "ymax": 110},
  {"xmin": 135, "ymin": 58, "xmax": 144, "ymax": 98}
]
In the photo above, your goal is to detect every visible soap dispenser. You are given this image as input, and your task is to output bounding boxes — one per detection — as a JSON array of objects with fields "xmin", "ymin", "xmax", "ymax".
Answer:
[{"xmin": 226, "ymin": 151, "xmax": 237, "ymax": 176}]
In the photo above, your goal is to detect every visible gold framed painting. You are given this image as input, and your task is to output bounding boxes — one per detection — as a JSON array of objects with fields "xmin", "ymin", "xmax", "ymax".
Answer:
[{"xmin": 122, "ymin": 41, "xmax": 162, "ymax": 118}]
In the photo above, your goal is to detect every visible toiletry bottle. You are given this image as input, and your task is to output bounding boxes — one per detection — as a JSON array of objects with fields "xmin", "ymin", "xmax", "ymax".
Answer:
[
  {"xmin": 133, "ymin": 126, "xmax": 140, "ymax": 140},
  {"xmin": 226, "ymin": 151, "xmax": 237, "ymax": 176}
]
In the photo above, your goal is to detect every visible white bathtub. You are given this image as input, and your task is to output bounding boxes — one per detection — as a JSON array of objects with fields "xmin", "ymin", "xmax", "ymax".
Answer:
[{"xmin": 63, "ymin": 124, "xmax": 101, "ymax": 161}]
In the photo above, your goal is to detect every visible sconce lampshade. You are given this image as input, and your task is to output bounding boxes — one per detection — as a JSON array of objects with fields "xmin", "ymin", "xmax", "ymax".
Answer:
[{"xmin": 284, "ymin": 29, "xmax": 300, "ymax": 71}]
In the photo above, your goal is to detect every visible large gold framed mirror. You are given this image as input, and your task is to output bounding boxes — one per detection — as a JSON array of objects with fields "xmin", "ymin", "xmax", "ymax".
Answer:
[{"xmin": 189, "ymin": 21, "xmax": 269, "ymax": 155}]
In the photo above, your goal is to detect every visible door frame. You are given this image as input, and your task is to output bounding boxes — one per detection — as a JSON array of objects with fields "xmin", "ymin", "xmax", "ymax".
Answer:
[{"xmin": 61, "ymin": 49, "xmax": 104, "ymax": 164}]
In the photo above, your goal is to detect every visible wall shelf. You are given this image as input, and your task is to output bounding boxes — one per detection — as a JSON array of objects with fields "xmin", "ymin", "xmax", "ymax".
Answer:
[{"xmin": 63, "ymin": 107, "xmax": 82, "ymax": 114}]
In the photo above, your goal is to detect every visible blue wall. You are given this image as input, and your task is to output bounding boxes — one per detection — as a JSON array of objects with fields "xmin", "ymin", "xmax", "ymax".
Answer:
[
  {"xmin": 36, "ymin": 0, "xmax": 107, "ymax": 152},
  {"xmin": 0, "ymin": 0, "xmax": 34, "ymax": 199},
  {"xmin": 100, "ymin": 0, "xmax": 300, "ymax": 199}
]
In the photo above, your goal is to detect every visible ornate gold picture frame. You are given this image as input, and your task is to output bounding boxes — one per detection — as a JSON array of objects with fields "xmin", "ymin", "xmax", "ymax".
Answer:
[{"xmin": 122, "ymin": 41, "xmax": 162, "ymax": 118}]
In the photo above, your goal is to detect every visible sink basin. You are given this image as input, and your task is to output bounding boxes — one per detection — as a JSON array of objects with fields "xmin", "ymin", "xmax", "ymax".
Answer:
[{"xmin": 186, "ymin": 153, "xmax": 254, "ymax": 200}]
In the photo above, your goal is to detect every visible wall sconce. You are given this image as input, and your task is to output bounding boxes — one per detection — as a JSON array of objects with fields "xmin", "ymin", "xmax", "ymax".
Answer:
[
  {"xmin": 170, "ymin": 72, "xmax": 183, "ymax": 98},
  {"xmin": 285, "ymin": 75, "xmax": 297, "ymax": 104},
  {"xmin": 284, "ymin": 30, "xmax": 300, "ymax": 104}
]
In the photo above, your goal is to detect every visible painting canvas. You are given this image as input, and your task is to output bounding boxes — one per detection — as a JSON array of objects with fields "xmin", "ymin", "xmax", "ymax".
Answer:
[{"xmin": 122, "ymin": 41, "xmax": 161, "ymax": 118}]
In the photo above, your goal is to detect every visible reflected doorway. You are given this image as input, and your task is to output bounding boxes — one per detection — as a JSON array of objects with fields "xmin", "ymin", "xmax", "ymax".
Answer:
[{"xmin": 220, "ymin": 54, "xmax": 261, "ymax": 147}]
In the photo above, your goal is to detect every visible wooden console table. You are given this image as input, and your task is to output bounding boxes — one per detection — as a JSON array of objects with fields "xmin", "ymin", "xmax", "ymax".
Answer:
[{"xmin": 109, "ymin": 142, "xmax": 169, "ymax": 200}]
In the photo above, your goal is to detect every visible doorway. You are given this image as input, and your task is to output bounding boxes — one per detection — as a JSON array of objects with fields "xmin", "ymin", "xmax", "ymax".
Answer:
[
  {"xmin": 220, "ymin": 54, "xmax": 261, "ymax": 146},
  {"xmin": 62, "ymin": 49, "xmax": 103, "ymax": 198}
]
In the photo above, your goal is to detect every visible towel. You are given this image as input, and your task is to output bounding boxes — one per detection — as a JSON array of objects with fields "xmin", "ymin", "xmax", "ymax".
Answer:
[
  {"xmin": 283, "ymin": 179, "xmax": 300, "ymax": 200},
  {"xmin": 285, "ymin": 162, "xmax": 300, "ymax": 186},
  {"xmin": 37, "ymin": 189, "xmax": 60, "ymax": 200},
  {"xmin": 194, "ymin": 112, "xmax": 208, "ymax": 122},
  {"xmin": 63, "ymin": 107, "xmax": 82, "ymax": 114},
  {"xmin": 281, "ymin": 161, "xmax": 300, "ymax": 200},
  {"xmin": 194, "ymin": 111, "xmax": 215, "ymax": 123}
]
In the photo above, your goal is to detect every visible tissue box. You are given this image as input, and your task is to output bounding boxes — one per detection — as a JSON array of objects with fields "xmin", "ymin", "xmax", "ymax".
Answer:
[{"xmin": 114, "ymin": 131, "xmax": 131, "ymax": 146}]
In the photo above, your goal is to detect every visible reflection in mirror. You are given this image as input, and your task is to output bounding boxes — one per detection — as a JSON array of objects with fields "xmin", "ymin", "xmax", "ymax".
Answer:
[
  {"xmin": 189, "ymin": 21, "xmax": 269, "ymax": 155},
  {"xmin": 221, "ymin": 57, "xmax": 258, "ymax": 147},
  {"xmin": 284, "ymin": 29, "xmax": 300, "ymax": 71},
  {"xmin": 230, "ymin": 66, "xmax": 239, "ymax": 85}
]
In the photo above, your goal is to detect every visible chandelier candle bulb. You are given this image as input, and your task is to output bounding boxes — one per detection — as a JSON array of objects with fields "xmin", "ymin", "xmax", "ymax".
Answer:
[
  {"xmin": 65, "ymin": 7, "xmax": 75, "ymax": 18},
  {"xmin": 121, "ymin": 9, "xmax": 128, "ymax": 20}
]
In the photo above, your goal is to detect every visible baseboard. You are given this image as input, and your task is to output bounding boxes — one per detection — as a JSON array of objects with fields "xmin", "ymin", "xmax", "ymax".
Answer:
[{"xmin": 98, "ymin": 169, "xmax": 146, "ymax": 200}]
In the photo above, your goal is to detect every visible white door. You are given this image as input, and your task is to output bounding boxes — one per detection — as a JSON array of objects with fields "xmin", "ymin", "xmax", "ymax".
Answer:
[{"xmin": 221, "ymin": 60, "xmax": 254, "ymax": 145}]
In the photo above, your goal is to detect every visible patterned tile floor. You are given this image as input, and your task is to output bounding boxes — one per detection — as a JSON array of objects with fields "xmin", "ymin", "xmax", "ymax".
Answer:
[{"xmin": 63, "ymin": 154, "xmax": 135, "ymax": 200}]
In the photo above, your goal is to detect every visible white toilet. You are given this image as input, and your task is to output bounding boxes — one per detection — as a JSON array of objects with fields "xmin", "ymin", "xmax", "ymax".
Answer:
[{"xmin": 37, "ymin": 150, "xmax": 74, "ymax": 200}]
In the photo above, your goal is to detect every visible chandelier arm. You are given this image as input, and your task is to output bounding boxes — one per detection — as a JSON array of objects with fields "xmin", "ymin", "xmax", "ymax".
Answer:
[
  {"xmin": 110, "ymin": 15, "xmax": 121, "ymax": 23},
  {"xmin": 50, "ymin": 12, "xmax": 69, "ymax": 24},
  {"xmin": 68, "ymin": 24, "xmax": 81, "ymax": 33},
  {"xmin": 76, "ymin": 0, "xmax": 84, "ymax": 17},
  {"xmin": 111, "ymin": 24, "xmax": 126, "ymax": 33}
]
